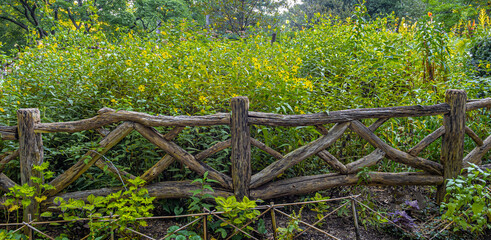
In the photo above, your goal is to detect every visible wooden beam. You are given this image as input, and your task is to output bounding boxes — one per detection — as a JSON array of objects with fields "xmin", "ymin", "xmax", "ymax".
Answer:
[
  {"xmin": 437, "ymin": 89, "xmax": 467, "ymax": 204},
  {"xmin": 368, "ymin": 118, "xmax": 389, "ymax": 132},
  {"xmin": 47, "ymin": 180, "xmax": 232, "ymax": 203},
  {"xmin": 317, "ymin": 150, "xmax": 348, "ymax": 174},
  {"xmin": 0, "ymin": 173, "xmax": 17, "ymax": 192},
  {"xmin": 195, "ymin": 139, "xmax": 231, "ymax": 161},
  {"xmin": 349, "ymin": 120, "xmax": 443, "ymax": 175},
  {"xmin": 17, "ymin": 109, "xmax": 43, "ymax": 222},
  {"xmin": 35, "ymin": 108, "xmax": 229, "ymax": 133},
  {"xmin": 140, "ymin": 155, "xmax": 175, "ymax": 183},
  {"xmin": 465, "ymin": 126, "xmax": 483, "ymax": 146},
  {"xmin": 248, "ymin": 104, "xmax": 450, "ymax": 126},
  {"xmin": 466, "ymin": 98, "xmax": 491, "ymax": 111},
  {"xmin": 231, "ymin": 97, "xmax": 251, "ymax": 199},
  {"xmin": 251, "ymin": 172, "xmax": 443, "ymax": 200},
  {"xmin": 46, "ymin": 122, "xmax": 134, "ymax": 197},
  {"xmin": 139, "ymin": 127, "xmax": 185, "ymax": 183},
  {"xmin": 463, "ymin": 134, "xmax": 491, "ymax": 166},
  {"xmin": 408, "ymin": 126, "xmax": 445, "ymax": 156},
  {"xmin": 0, "ymin": 149, "xmax": 19, "ymax": 173},
  {"xmin": 134, "ymin": 123, "xmax": 233, "ymax": 189},
  {"xmin": 345, "ymin": 149, "xmax": 386, "ymax": 174},
  {"xmin": 250, "ymin": 122, "xmax": 349, "ymax": 189}
]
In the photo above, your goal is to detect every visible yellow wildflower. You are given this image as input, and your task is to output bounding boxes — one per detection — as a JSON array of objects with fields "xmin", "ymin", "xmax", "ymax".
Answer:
[
  {"xmin": 304, "ymin": 80, "xmax": 313, "ymax": 91},
  {"xmin": 111, "ymin": 99, "xmax": 117, "ymax": 103},
  {"xmin": 199, "ymin": 95, "xmax": 208, "ymax": 104},
  {"xmin": 0, "ymin": 108, "xmax": 4, "ymax": 112},
  {"xmin": 138, "ymin": 85, "xmax": 145, "ymax": 92}
]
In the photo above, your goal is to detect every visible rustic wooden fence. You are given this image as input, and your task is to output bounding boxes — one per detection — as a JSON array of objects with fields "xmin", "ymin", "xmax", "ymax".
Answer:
[{"xmin": 0, "ymin": 89, "xmax": 491, "ymax": 225}]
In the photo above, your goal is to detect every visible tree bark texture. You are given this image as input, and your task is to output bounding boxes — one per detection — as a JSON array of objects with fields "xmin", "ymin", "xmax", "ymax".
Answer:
[
  {"xmin": 437, "ymin": 89, "xmax": 467, "ymax": 204},
  {"xmin": 17, "ymin": 109, "xmax": 43, "ymax": 222},
  {"xmin": 231, "ymin": 97, "xmax": 251, "ymax": 199},
  {"xmin": 251, "ymin": 172, "xmax": 443, "ymax": 200}
]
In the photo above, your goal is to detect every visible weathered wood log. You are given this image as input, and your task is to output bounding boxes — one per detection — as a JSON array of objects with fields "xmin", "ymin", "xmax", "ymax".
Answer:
[
  {"xmin": 250, "ymin": 138, "xmax": 283, "ymax": 160},
  {"xmin": 0, "ymin": 125, "xmax": 17, "ymax": 141},
  {"xmin": 317, "ymin": 150, "xmax": 348, "ymax": 174},
  {"xmin": 368, "ymin": 118, "xmax": 389, "ymax": 132},
  {"xmin": 465, "ymin": 126, "xmax": 484, "ymax": 146},
  {"xmin": 17, "ymin": 109, "xmax": 43, "ymax": 222},
  {"xmin": 479, "ymin": 163, "xmax": 491, "ymax": 170},
  {"xmin": 463, "ymin": 134, "xmax": 491, "ymax": 166},
  {"xmin": 0, "ymin": 130, "xmax": 16, "ymax": 140},
  {"xmin": 134, "ymin": 123, "xmax": 233, "ymax": 189},
  {"xmin": 349, "ymin": 120, "xmax": 443, "ymax": 175},
  {"xmin": 139, "ymin": 127, "xmax": 185, "ymax": 183},
  {"xmin": 250, "ymin": 122, "xmax": 350, "ymax": 189},
  {"xmin": 0, "ymin": 173, "xmax": 17, "ymax": 192},
  {"xmin": 315, "ymin": 125, "xmax": 329, "ymax": 135},
  {"xmin": 95, "ymin": 128, "xmax": 110, "ymax": 137},
  {"xmin": 140, "ymin": 155, "xmax": 176, "ymax": 183},
  {"xmin": 46, "ymin": 122, "xmax": 134, "ymax": 197},
  {"xmin": 251, "ymin": 172, "xmax": 443, "ymax": 200},
  {"xmin": 35, "ymin": 108, "xmax": 229, "ymax": 133},
  {"xmin": 408, "ymin": 126, "xmax": 445, "ymax": 156},
  {"xmin": 195, "ymin": 139, "xmax": 231, "ymax": 161},
  {"xmin": 231, "ymin": 97, "xmax": 251, "ymax": 199},
  {"xmin": 437, "ymin": 90, "xmax": 466, "ymax": 204},
  {"xmin": 248, "ymin": 104, "xmax": 450, "ymax": 126},
  {"xmin": 164, "ymin": 126, "xmax": 185, "ymax": 140},
  {"xmin": 466, "ymin": 98, "xmax": 491, "ymax": 111},
  {"xmin": 0, "ymin": 125, "xmax": 16, "ymax": 133},
  {"xmin": 345, "ymin": 149, "xmax": 386, "ymax": 174},
  {"xmin": 47, "ymin": 180, "xmax": 231, "ymax": 204},
  {"xmin": 0, "ymin": 149, "xmax": 19, "ymax": 173}
]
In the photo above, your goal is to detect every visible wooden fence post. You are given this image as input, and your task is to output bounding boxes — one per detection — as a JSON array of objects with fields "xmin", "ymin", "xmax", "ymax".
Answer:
[
  {"xmin": 17, "ymin": 109, "xmax": 43, "ymax": 224},
  {"xmin": 231, "ymin": 97, "xmax": 251, "ymax": 200},
  {"xmin": 437, "ymin": 90, "xmax": 466, "ymax": 204}
]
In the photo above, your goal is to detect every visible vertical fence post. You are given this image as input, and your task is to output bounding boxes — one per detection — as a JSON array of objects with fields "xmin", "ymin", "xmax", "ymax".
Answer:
[
  {"xmin": 270, "ymin": 202, "xmax": 278, "ymax": 240},
  {"xmin": 350, "ymin": 198, "xmax": 361, "ymax": 240},
  {"xmin": 231, "ymin": 97, "xmax": 251, "ymax": 200},
  {"xmin": 203, "ymin": 208, "xmax": 208, "ymax": 240},
  {"xmin": 17, "ymin": 108, "xmax": 43, "ymax": 235},
  {"xmin": 437, "ymin": 89, "xmax": 466, "ymax": 204}
]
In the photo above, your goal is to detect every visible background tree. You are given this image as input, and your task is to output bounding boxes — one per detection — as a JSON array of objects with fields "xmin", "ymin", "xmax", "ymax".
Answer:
[
  {"xmin": 0, "ymin": 0, "xmax": 192, "ymax": 53},
  {"xmin": 204, "ymin": 0, "xmax": 288, "ymax": 34}
]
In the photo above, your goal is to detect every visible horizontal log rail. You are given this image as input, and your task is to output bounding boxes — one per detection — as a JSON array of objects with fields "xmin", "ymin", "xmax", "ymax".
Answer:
[
  {"xmin": 0, "ymin": 92, "xmax": 489, "ymax": 213},
  {"xmin": 1, "ymin": 98, "xmax": 490, "ymax": 140}
]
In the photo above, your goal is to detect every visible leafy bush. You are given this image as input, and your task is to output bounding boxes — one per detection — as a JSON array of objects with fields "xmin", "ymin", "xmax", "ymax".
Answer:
[
  {"xmin": 214, "ymin": 195, "xmax": 261, "ymax": 238},
  {"xmin": 1, "ymin": 9, "xmax": 490, "ymax": 192},
  {"xmin": 52, "ymin": 177, "xmax": 155, "ymax": 239},
  {"xmin": 440, "ymin": 164, "xmax": 491, "ymax": 233},
  {"xmin": 469, "ymin": 36, "xmax": 491, "ymax": 77}
]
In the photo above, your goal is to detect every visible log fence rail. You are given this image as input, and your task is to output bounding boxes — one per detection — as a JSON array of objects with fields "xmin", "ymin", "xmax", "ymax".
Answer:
[{"xmin": 0, "ymin": 89, "xmax": 490, "ymax": 225}]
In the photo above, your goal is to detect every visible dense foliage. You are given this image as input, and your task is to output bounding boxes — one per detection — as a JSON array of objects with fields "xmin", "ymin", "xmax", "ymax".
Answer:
[
  {"xmin": 0, "ymin": 2, "xmax": 491, "ymax": 239},
  {"xmin": 1, "ymin": 5, "xmax": 491, "ymax": 186}
]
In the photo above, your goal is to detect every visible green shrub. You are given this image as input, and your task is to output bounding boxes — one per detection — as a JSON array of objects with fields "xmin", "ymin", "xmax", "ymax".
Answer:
[
  {"xmin": 440, "ymin": 164, "xmax": 491, "ymax": 233},
  {"xmin": 469, "ymin": 36, "xmax": 491, "ymax": 77}
]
